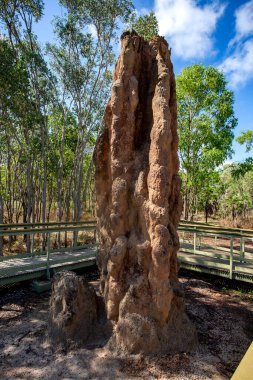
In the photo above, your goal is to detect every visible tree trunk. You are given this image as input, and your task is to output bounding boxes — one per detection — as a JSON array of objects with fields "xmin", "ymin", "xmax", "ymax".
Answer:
[
  {"xmin": 64, "ymin": 183, "xmax": 72, "ymax": 248},
  {"xmin": 205, "ymin": 202, "xmax": 208, "ymax": 224},
  {"xmin": 82, "ymin": 156, "xmax": 93, "ymax": 214},
  {"xmin": 183, "ymin": 193, "xmax": 188, "ymax": 220},
  {"xmin": 26, "ymin": 156, "xmax": 32, "ymax": 253},
  {"xmin": 42, "ymin": 122, "xmax": 47, "ymax": 251},
  {"xmin": 6, "ymin": 145, "xmax": 13, "ymax": 249},
  {"xmin": 57, "ymin": 112, "xmax": 67, "ymax": 248},
  {"xmin": 0, "ymin": 194, "xmax": 4, "ymax": 256}
]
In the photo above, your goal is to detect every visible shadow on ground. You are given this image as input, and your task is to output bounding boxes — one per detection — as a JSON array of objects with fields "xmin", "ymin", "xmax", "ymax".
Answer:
[{"xmin": 0, "ymin": 269, "xmax": 252, "ymax": 379}]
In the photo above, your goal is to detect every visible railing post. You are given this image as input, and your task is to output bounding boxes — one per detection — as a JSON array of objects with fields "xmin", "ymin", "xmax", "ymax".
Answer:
[
  {"xmin": 230, "ymin": 238, "xmax": 234, "ymax": 280},
  {"xmin": 193, "ymin": 229, "xmax": 196, "ymax": 253},
  {"xmin": 31, "ymin": 233, "xmax": 35, "ymax": 256},
  {"xmin": 240, "ymin": 236, "xmax": 245, "ymax": 262},
  {"xmin": 46, "ymin": 233, "xmax": 51, "ymax": 280},
  {"xmin": 0, "ymin": 230, "xmax": 3, "ymax": 257},
  {"xmin": 73, "ymin": 229, "xmax": 77, "ymax": 250}
]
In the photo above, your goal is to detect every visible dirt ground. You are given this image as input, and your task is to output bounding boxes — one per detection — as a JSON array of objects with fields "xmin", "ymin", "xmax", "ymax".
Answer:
[{"xmin": 0, "ymin": 270, "xmax": 253, "ymax": 380}]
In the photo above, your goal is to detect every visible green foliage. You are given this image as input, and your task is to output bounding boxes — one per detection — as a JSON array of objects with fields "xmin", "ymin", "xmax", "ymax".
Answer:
[
  {"xmin": 0, "ymin": 40, "xmax": 28, "ymax": 119},
  {"xmin": 60, "ymin": 0, "xmax": 133, "ymax": 27},
  {"xmin": 231, "ymin": 158, "xmax": 253, "ymax": 178},
  {"xmin": 176, "ymin": 64, "xmax": 237, "ymax": 219},
  {"xmin": 232, "ymin": 128, "xmax": 253, "ymax": 178},
  {"xmin": 0, "ymin": 0, "xmax": 44, "ymax": 22},
  {"xmin": 197, "ymin": 170, "xmax": 221, "ymax": 222},
  {"xmin": 0, "ymin": 0, "xmax": 135, "ymax": 229},
  {"xmin": 47, "ymin": 0, "xmax": 133, "ymax": 127},
  {"xmin": 0, "ymin": 1, "xmax": 252, "ymax": 230},
  {"xmin": 219, "ymin": 166, "xmax": 253, "ymax": 220},
  {"xmin": 132, "ymin": 11, "xmax": 159, "ymax": 40},
  {"xmin": 236, "ymin": 129, "xmax": 253, "ymax": 152}
]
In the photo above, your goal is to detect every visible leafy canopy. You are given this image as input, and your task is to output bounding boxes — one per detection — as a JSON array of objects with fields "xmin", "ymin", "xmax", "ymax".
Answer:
[
  {"xmin": 177, "ymin": 64, "xmax": 237, "ymax": 170},
  {"xmin": 236, "ymin": 129, "xmax": 253, "ymax": 152},
  {"xmin": 232, "ymin": 128, "xmax": 253, "ymax": 177},
  {"xmin": 176, "ymin": 64, "xmax": 237, "ymax": 218},
  {"xmin": 132, "ymin": 11, "xmax": 159, "ymax": 40}
]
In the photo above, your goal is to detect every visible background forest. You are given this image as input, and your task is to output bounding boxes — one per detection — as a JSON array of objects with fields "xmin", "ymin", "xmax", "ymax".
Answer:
[{"xmin": 0, "ymin": 0, "xmax": 253, "ymax": 249}]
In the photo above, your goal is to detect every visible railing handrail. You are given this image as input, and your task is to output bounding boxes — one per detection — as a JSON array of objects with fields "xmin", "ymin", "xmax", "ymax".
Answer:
[
  {"xmin": 0, "ymin": 224, "xmax": 96, "ymax": 237},
  {"xmin": 178, "ymin": 225, "xmax": 253, "ymax": 239},
  {"xmin": 1, "ymin": 219, "xmax": 253, "ymax": 284},
  {"xmin": 0, "ymin": 219, "xmax": 253, "ymax": 239},
  {"xmin": 0, "ymin": 220, "xmax": 96, "ymax": 230},
  {"xmin": 180, "ymin": 220, "xmax": 253, "ymax": 234}
]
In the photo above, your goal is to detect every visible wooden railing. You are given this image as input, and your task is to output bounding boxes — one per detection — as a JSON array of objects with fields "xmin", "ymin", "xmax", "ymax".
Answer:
[
  {"xmin": 0, "ymin": 220, "xmax": 253, "ymax": 284},
  {"xmin": 0, "ymin": 221, "xmax": 97, "ymax": 285},
  {"xmin": 178, "ymin": 221, "xmax": 253, "ymax": 282}
]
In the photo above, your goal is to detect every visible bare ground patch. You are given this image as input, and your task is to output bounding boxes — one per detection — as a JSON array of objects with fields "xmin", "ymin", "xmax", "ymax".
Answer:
[{"xmin": 0, "ymin": 270, "xmax": 252, "ymax": 379}]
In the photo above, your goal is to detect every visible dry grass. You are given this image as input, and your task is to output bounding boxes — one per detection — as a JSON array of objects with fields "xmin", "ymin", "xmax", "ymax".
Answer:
[{"xmin": 2, "ymin": 230, "xmax": 96, "ymax": 257}]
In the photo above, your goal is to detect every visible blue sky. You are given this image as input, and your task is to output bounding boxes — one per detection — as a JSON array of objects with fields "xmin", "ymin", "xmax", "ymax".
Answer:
[{"xmin": 33, "ymin": 0, "xmax": 253, "ymax": 162}]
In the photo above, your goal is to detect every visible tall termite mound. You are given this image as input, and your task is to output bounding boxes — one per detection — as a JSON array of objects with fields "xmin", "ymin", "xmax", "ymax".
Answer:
[{"xmin": 94, "ymin": 31, "xmax": 197, "ymax": 354}]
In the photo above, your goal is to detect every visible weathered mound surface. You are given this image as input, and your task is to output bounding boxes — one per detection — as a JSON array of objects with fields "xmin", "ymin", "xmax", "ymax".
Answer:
[
  {"xmin": 94, "ymin": 32, "xmax": 197, "ymax": 354},
  {"xmin": 48, "ymin": 271, "xmax": 99, "ymax": 348}
]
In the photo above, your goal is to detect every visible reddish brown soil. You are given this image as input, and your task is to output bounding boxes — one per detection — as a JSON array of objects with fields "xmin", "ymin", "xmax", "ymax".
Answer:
[{"xmin": 0, "ymin": 270, "xmax": 252, "ymax": 379}]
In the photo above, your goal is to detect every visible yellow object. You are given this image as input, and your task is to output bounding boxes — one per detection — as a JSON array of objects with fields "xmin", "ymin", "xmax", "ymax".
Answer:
[{"xmin": 231, "ymin": 342, "xmax": 253, "ymax": 380}]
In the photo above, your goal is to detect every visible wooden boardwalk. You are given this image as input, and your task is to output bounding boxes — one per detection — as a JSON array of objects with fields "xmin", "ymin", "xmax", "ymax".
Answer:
[
  {"xmin": 1, "ymin": 241, "xmax": 253, "ymax": 287},
  {"xmin": 179, "ymin": 242, "xmax": 253, "ymax": 283},
  {"xmin": 0, "ymin": 247, "xmax": 97, "ymax": 286}
]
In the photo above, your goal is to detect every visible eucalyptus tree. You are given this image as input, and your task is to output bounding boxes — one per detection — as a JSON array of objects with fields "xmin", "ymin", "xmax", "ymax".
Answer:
[
  {"xmin": 0, "ymin": 0, "xmax": 56, "ymax": 250},
  {"xmin": 176, "ymin": 64, "xmax": 237, "ymax": 220},
  {"xmin": 0, "ymin": 36, "xmax": 35, "ymax": 250},
  {"xmin": 47, "ymin": 0, "xmax": 134, "ymax": 226}
]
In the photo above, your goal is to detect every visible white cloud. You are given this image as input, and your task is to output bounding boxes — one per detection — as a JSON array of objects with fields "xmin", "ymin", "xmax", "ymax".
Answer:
[
  {"xmin": 234, "ymin": 0, "xmax": 253, "ymax": 40},
  {"xmin": 139, "ymin": 8, "xmax": 151, "ymax": 16},
  {"xmin": 220, "ymin": 1, "xmax": 253, "ymax": 88},
  {"xmin": 87, "ymin": 24, "xmax": 97, "ymax": 39},
  {"xmin": 154, "ymin": 0, "xmax": 225, "ymax": 59},
  {"xmin": 219, "ymin": 39, "xmax": 253, "ymax": 88}
]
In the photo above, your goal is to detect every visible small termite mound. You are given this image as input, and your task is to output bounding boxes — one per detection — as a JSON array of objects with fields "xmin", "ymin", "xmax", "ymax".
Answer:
[{"xmin": 48, "ymin": 271, "xmax": 111, "ymax": 349}]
